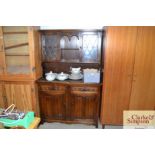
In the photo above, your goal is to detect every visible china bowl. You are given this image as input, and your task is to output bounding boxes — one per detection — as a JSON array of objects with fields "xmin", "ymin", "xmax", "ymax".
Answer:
[
  {"xmin": 56, "ymin": 72, "xmax": 69, "ymax": 81},
  {"xmin": 45, "ymin": 71, "xmax": 57, "ymax": 81}
]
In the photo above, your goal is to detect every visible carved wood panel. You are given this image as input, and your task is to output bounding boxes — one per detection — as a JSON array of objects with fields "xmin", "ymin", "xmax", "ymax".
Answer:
[
  {"xmin": 37, "ymin": 81, "xmax": 101, "ymax": 126},
  {"xmin": 39, "ymin": 91, "xmax": 66, "ymax": 120},
  {"xmin": 69, "ymin": 94, "xmax": 98, "ymax": 119}
]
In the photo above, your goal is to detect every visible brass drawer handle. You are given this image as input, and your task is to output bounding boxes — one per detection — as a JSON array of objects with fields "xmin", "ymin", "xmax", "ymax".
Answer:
[
  {"xmin": 81, "ymin": 88, "xmax": 87, "ymax": 91},
  {"xmin": 72, "ymin": 87, "xmax": 97, "ymax": 92},
  {"xmin": 48, "ymin": 87, "xmax": 57, "ymax": 90}
]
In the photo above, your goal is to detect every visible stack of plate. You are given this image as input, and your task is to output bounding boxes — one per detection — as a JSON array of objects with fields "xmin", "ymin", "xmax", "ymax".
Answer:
[{"xmin": 69, "ymin": 73, "xmax": 83, "ymax": 80}]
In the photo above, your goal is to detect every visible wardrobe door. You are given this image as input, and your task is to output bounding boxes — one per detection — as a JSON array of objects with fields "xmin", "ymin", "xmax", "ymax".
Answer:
[
  {"xmin": 130, "ymin": 27, "xmax": 155, "ymax": 110},
  {"xmin": 0, "ymin": 83, "xmax": 5, "ymax": 108},
  {"xmin": 0, "ymin": 27, "xmax": 5, "ymax": 77},
  {"xmin": 101, "ymin": 27, "xmax": 138, "ymax": 125}
]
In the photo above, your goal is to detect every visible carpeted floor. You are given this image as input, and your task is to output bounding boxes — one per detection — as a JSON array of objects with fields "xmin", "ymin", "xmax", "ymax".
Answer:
[{"xmin": 39, "ymin": 122, "xmax": 123, "ymax": 129}]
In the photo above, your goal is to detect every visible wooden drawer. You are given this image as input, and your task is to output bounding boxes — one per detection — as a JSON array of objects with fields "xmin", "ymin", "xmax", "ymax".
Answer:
[
  {"xmin": 39, "ymin": 84, "xmax": 66, "ymax": 92},
  {"xmin": 71, "ymin": 86, "xmax": 98, "ymax": 93}
]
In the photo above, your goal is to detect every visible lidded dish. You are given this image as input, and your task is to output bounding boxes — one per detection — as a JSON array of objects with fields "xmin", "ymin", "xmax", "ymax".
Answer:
[
  {"xmin": 45, "ymin": 71, "xmax": 57, "ymax": 81},
  {"xmin": 56, "ymin": 72, "xmax": 69, "ymax": 81}
]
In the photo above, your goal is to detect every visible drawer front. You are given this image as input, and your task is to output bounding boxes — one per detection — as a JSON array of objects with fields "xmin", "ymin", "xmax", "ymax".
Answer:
[
  {"xmin": 71, "ymin": 86, "xmax": 98, "ymax": 93},
  {"xmin": 39, "ymin": 84, "xmax": 66, "ymax": 92}
]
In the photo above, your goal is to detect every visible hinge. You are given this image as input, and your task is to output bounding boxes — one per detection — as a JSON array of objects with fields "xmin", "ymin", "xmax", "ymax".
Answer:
[
  {"xmin": 0, "ymin": 45, "xmax": 3, "ymax": 51},
  {"xmin": 31, "ymin": 88, "xmax": 34, "ymax": 92},
  {"xmin": 3, "ymin": 96, "xmax": 7, "ymax": 104},
  {"xmin": 32, "ymin": 67, "xmax": 36, "ymax": 72},
  {"xmin": 1, "ymin": 67, "xmax": 4, "ymax": 72}
]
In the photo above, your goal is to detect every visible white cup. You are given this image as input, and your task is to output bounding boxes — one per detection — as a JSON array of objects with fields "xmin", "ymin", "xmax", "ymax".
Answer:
[{"xmin": 71, "ymin": 67, "xmax": 81, "ymax": 74}]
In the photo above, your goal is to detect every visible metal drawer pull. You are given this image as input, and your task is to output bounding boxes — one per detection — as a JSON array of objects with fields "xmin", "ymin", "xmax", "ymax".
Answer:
[
  {"xmin": 48, "ymin": 87, "xmax": 57, "ymax": 90},
  {"xmin": 81, "ymin": 88, "xmax": 87, "ymax": 91}
]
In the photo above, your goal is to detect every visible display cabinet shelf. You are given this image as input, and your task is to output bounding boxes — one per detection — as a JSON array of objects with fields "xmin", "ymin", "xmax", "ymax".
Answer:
[
  {"xmin": 60, "ymin": 48, "xmax": 80, "ymax": 50},
  {"xmin": 6, "ymin": 54, "xmax": 29, "ymax": 56},
  {"xmin": 2, "ymin": 26, "xmax": 28, "ymax": 33},
  {"xmin": 3, "ymin": 32, "xmax": 28, "ymax": 34},
  {"xmin": 7, "ymin": 66, "xmax": 30, "ymax": 74},
  {"xmin": 5, "ymin": 42, "xmax": 28, "ymax": 50}
]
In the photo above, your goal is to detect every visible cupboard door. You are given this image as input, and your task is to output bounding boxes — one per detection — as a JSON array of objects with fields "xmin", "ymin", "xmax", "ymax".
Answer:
[
  {"xmin": 4, "ymin": 82, "xmax": 33, "ymax": 112},
  {"xmin": 28, "ymin": 27, "xmax": 42, "ymax": 79},
  {"xmin": 3, "ymin": 27, "xmax": 31, "ymax": 75},
  {"xmin": 130, "ymin": 27, "xmax": 155, "ymax": 110},
  {"xmin": 0, "ymin": 27, "xmax": 3, "ymax": 51},
  {"xmin": 41, "ymin": 33, "xmax": 60, "ymax": 61},
  {"xmin": 0, "ymin": 27, "xmax": 2, "ymax": 35},
  {"xmin": 0, "ymin": 52, "xmax": 5, "ymax": 76},
  {"xmin": 69, "ymin": 88, "xmax": 99, "ymax": 122},
  {"xmin": 82, "ymin": 32, "xmax": 101, "ymax": 63},
  {"xmin": 1, "ymin": 26, "xmax": 42, "ymax": 80},
  {"xmin": 0, "ymin": 83, "xmax": 5, "ymax": 108},
  {"xmin": 39, "ymin": 90, "xmax": 66, "ymax": 121},
  {"xmin": 0, "ymin": 27, "xmax": 4, "ymax": 76},
  {"xmin": 101, "ymin": 27, "xmax": 138, "ymax": 125}
]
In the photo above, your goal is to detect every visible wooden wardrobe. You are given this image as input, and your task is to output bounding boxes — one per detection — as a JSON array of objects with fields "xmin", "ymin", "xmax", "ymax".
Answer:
[{"xmin": 101, "ymin": 26, "xmax": 155, "ymax": 126}]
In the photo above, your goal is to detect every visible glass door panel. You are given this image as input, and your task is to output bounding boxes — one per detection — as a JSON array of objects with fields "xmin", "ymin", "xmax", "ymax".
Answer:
[
  {"xmin": 3, "ymin": 26, "xmax": 30, "ymax": 74},
  {"xmin": 0, "ymin": 52, "xmax": 4, "ymax": 74},
  {"xmin": 82, "ymin": 33, "xmax": 101, "ymax": 63}
]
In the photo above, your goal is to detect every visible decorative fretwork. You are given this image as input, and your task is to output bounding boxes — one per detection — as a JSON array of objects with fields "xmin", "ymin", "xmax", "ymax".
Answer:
[{"xmin": 60, "ymin": 35, "xmax": 79, "ymax": 49}]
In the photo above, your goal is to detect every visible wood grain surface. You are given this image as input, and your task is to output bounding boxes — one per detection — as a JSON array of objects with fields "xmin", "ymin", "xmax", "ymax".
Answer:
[{"xmin": 101, "ymin": 26, "xmax": 138, "ymax": 125}]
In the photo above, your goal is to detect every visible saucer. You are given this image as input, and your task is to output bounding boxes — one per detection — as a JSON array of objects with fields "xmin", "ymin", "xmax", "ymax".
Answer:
[
  {"xmin": 71, "ymin": 71, "xmax": 81, "ymax": 74},
  {"xmin": 69, "ymin": 73, "xmax": 83, "ymax": 80}
]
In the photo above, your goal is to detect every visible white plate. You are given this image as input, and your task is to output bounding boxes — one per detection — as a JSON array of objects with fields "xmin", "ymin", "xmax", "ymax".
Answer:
[{"xmin": 69, "ymin": 74, "xmax": 83, "ymax": 80}]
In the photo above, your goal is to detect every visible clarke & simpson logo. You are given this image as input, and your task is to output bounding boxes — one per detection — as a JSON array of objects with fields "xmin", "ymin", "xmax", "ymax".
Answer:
[{"xmin": 123, "ymin": 111, "xmax": 155, "ymax": 129}]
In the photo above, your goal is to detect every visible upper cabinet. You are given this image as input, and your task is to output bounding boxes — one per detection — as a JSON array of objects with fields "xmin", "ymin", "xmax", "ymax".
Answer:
[
  {"xmin": 0, "ymin": 26, "xmax": 42, "ymax": 81},
  {"xmin": 41, "ymin": 30, "xmax": 102, "ymax": 63}
]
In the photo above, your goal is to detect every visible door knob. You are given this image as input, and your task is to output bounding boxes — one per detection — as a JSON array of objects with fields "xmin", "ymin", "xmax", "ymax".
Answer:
[{"xmin": 127, "ymin": 74, "xmax": 133, "ymax": 78}]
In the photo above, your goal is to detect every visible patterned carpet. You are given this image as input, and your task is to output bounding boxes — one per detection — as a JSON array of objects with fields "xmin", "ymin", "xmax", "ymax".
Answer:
[{"xmin": 39, "ymin": 122, "xmax": 122, "ymax": 129}]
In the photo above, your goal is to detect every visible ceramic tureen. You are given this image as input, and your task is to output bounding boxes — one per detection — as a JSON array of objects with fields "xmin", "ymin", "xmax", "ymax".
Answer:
[
  {"xmin": 45, "ymin": 71, "xmax": 57, "ymax": 81},
  {"xmin": 56, "ymin": 72, "xmax": 69, "ymax": 81}
]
